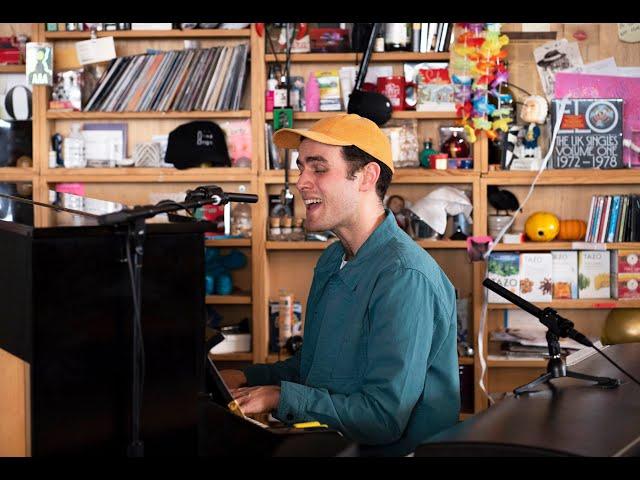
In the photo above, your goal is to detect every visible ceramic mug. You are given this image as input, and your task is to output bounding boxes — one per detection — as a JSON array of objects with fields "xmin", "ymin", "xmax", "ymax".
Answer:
[{"xmin": 376, "ymin": 76, "xmax": 415, "ymax": 111}]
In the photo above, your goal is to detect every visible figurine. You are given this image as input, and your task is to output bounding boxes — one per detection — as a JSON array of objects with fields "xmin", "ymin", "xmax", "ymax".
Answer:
[{"xmin": 517, "ymin": 95, "xmax": 548, "ymax": 160}]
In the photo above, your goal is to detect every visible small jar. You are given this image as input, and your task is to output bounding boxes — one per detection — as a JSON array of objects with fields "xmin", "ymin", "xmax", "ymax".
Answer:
[
  {"xmin": 281, "ymin": 216, "xmax": 293, "ymax": 240},
  {"xmin": 269, "ymin": 216, "xmax": 282, "ymax": 240}
]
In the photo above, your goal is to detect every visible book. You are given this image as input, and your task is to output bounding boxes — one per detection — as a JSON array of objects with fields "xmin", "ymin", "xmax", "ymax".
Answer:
[
  {"xmin": 598, "ymin": 195, "xmax": 611, "ymax": 244},
  {"xmin": 607, "ymin": 195, "xmax": 621, "ymax": 243},
  {"xmin": 584, "ymin": 195, "xmax": 596, "ymax": 243}
]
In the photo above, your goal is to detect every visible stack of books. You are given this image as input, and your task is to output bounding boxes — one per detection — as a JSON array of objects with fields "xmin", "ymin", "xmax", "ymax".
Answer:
[
  {"xmin": 416, "ymin": 23, "xmax": 453, "ymax": 53},
  {"xmin": 585, "ymin": 194, "xmax": 640, "ymax": 243},
  {"xmin": 83, "ymin": 44, "xmax": 249, "ymax": 112}
]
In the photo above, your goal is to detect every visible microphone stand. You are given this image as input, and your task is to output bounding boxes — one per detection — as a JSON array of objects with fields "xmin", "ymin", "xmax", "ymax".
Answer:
[
  {"xmin": 482, "ymin": 278, "xmax": 620, "ymax": 396},
  {"xmin": 98, "ymin": 185, "xmax": 258, "ymax": 457}
]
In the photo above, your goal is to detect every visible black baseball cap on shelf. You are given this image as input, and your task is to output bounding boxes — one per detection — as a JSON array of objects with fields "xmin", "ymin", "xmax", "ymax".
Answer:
[{"xmin": 165, "ymin": 121, "xmax": 231, "ymax": 169}]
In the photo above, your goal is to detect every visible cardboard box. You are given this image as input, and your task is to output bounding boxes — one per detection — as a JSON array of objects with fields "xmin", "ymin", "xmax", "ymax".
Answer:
[
  {"xmin": 615, "ymin": 249, "xmax": 640, "ymax": 274},
  {"xmin": 519, "ymin": 253, "xmax": 553, "ymax": 302},
  {"xmin": 552, "ymin": 251, "xmax": 578, "ymax": 299},
  {"xmin": 611, "ymin": 249, "xmax": 640, "ymax": 299},
  {"xmin": 614, "ymin": 273, "xmax": 640, "ymax": 299},
  {"xmin": 487, "ymin": 253, "xmax": 520, "ymax": 303},
  {"xmin": 578, "ymin": 251, "xmax": 611, "ymax": 299}
]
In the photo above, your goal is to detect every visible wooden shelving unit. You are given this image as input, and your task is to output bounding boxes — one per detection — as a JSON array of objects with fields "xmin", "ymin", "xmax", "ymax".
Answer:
[
  {"xmin": 42, "ymin": 168, "xmax": 253, "ymax": 183},
  {"xmin": 264, "ymin": 52, "xmax": 451, "ymax": 63},
  {"xmin": 18, "ymin": 22, "xmax": 636, "ymax": 422},
  {"xmin": 205, "ymin": 294, "xmax": 252, "ymax": 305},
  {"xmin": 489, "ymin": 299, "xmax": 640, "ymax": 310},
  {"xmin": 205, "ymin": 238, "xmax": 251, "ymax": 248},
  {"xmin": 265, "ymin": 111, "xmax": 458, "ymax": 121},
  {"xmin": 43, "ymin": 29, "xmax": 251, "ymax": 39},
  {"xmin": 0, "ymin": 64, "xmax": 25, "ymax": 73},
  {"xmin": 46, "ymin": 110, "xmax": 252, "ymax": 120},
  {"xmin": 493, "ymin": 242, "xmax": 640, "ymax": 251}
]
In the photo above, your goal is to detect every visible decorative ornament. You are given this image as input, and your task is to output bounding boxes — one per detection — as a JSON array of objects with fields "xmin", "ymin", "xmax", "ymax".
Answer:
[{"xmin": 449, "ymin": 23, "xmax": 511, "ymax": 143}]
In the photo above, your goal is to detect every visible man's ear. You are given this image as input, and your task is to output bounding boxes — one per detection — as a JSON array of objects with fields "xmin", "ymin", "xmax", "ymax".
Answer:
[{"xmin": 359, "ymin": 162, "xmax": 381, "ymax": 192}]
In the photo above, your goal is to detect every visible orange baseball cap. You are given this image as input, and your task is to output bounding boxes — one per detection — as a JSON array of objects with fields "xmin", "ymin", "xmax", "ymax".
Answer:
[{"xmin": 272, "ymin": 113, "xmax": 394, "ymax": 173}]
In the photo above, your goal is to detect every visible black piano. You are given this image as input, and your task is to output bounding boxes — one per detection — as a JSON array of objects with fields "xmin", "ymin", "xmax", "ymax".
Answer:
[
  {"xmin": 0, "ymin": 190, "xmax": 351, "ymax": 456},
  {"xmin": 416, "ymin": 343, "xmax": 640, "ymax": 457}
]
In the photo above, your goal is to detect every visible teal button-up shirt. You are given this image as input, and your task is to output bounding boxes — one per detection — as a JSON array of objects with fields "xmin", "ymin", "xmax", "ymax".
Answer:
[{"xmin": 244, "ymin": 210, "xmax": 460, "ymax": 456}]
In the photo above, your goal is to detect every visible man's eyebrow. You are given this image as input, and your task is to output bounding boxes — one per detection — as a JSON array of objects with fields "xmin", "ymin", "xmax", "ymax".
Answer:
[{"xmin": 297, "ymin": 156, "xmax": 328, "ymax": 167}]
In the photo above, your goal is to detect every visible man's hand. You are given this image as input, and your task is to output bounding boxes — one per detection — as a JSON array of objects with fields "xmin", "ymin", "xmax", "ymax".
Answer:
[
  {"xmin": 231, "ymin": 386, "xmax": 281, "ymax": 414},
  {"xmin": 220, "ymin": 369, "xmax": 247, "ymax": 389}
]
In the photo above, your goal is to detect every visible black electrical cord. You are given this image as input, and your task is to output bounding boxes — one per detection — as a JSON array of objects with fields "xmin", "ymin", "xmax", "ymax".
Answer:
[{"xmin": 591, "ymin": 343, "xmax": 640, "ymax": 388}]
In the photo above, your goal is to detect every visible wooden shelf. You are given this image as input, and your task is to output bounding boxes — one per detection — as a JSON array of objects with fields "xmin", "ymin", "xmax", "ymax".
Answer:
[
  {"xmin": 487, "ymin": 358, "xmax": 547, "ymax": 368},
  {"xmin": 43, "ymin": 167, "xmax": 252, "ymax": 183},
  {"xmin": 493, "ymin": 242, "xmax": 640, "ymax": 251},
  {"xmin": 393, "ymin": 169, "xmax": 479, "ymax": 184},
  {"xmin": 0, "ymin": 168, "xmax": 36, "ymax": 182},
  {"xmin": 261, "ymin": 169, "xmax": 478, "ymax": 185},
  {"xmin": 47, "ymin": 110, "xmax": 251, "ymax": 120},
  {"xmin": 417, "ymin": 240, "xmax": 468, "ymax": 249},
  {"xmin": 205, "ymin": 238, "xmax": 251, "ymax": 248},
  {"xmin": 483, "ymin": 169, "xmax": 640, "ymax": 185},
  {"xmin": 488, "ymin": 299, "xmax": 640, "ymax": 310},
  {"xmin": 459, "ymin": 357, "xmax": 474, "ymax": 365},
  {"xmin": 267, "ymin": 241, "xmax": 334, "ymax": 250},
  {"xmin": 209, "ymin": 352, "xmax": 253, "ymax": 362},
  {"xmin": 265, "ymin": 111, "xmax": 458, "ymax": 121},
  {"xmin": 205, "ymin": 294, "xmax": 252, "ymax": 305},
  {"xmin": 44, "ymin": 29, "xmax": 251, "ymax": 40},
  {"xmin": 0, "ymin": 64, "xmax": 25, "ymax": 73},
  {"xmin": 265, "ymin": 52, "xmax": 450, "ymax": 63}
]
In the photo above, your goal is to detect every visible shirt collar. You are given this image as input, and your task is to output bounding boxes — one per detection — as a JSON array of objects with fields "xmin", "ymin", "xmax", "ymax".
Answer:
[{"xmin": 315, "ymin": 210, "xmax": 398, "ymax": 290}]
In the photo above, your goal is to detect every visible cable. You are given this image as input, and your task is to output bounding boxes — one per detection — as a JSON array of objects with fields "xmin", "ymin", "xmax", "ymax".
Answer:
[
  {"xmin": 591, "ymin": 344, "xmax": 640, "ymax": 388},
  {"xmin": 476, "ymin": 96, "xmax": 572, "ymax": 405}
]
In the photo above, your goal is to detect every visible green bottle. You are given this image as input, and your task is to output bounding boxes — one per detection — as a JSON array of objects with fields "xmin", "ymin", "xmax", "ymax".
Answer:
[{"xmin": 420, "ymin": 139, "xmax": 438, "ymax": 168}]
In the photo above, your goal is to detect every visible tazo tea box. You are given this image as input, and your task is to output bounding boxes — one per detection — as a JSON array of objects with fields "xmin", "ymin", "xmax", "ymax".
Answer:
[
  {"xmin": 552, "ymin": 251, "xmax": 578, "ymax": 299},
  {"xmin": 578, "ymin": 251, "xmax": 611, "ymax": 299},
  {"xmin": 519, "ymin": 253, "xmax": 553, "ymax": 302},
  {"xmin": 487, "ymin": 253, "xmax": 520, "ymax": 303},
  {"xmin": 612, "ymin": 249, "xmax": 640, "ymax": 299}
]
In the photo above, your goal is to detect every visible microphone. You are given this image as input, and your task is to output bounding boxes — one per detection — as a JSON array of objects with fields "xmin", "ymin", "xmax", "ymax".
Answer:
[
  {"xmin": 185, "ymin": 185, "xmax": 258, "ymax": 204},
  {"xmin": 483, "ymin": 278, "xmax": 593, "ymax": 347},
  {"xmin": 224, "ymin": 192, "xmax": 259, "ymax": 204}
]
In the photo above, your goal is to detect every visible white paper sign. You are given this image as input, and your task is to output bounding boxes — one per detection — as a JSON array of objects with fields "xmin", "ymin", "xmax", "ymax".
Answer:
[
  {"xmin": 522, "ymin": 23, "xmax": 551, "ymax": 32},
  {"xmin": 618, "ymin": 23, "xmax": 640, "ymax": 43},
  {"xmin": 75, "ymin": 37, "xmax": 116, "ymax": 65}
]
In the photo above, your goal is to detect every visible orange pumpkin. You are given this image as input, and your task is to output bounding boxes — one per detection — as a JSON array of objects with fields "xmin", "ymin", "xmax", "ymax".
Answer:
[{"xmin": 557, "ymin": 220, "xmax": 587, "ymax": 241}]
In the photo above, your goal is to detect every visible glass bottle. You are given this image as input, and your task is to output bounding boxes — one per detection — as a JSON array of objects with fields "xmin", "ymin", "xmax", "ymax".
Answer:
[
  {"xmin": 384, "ymin": 23, "xmax": 411, "ymax": 51},
  {"xmin": 265, "ymin": 64, "xmax": 277, "ymax": 112},
  {"xmin": 441, "ymin": 128, "xmax": 470, "ymax": 158},
  {"xmin": 231, "ymin": 184, "xmax": 252, "ymax": 238},
  {"xmin": 419, "ymin": 139, "xmax": 438, "ymax": 168},
  {"xmin": 305, "ymin": 72, "xmax": 320, "ymax": 113},
  {"xmin": 273, "ymin": 65, "xmax": 288, "ymax": 109},
  {"xmin": 63, "ymin": 123, "xmax": 86, "ymax": 168}
]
